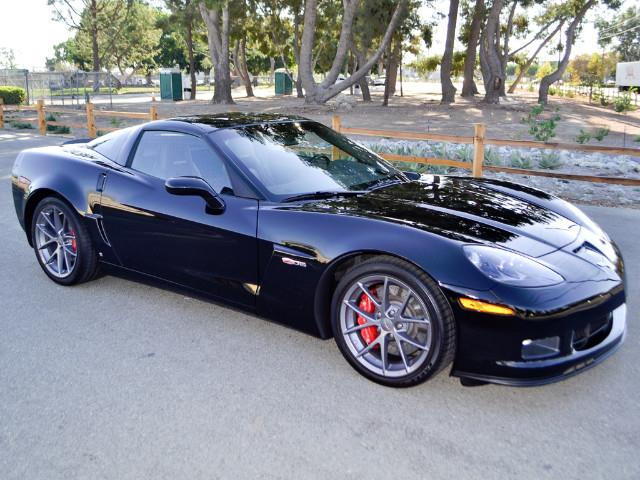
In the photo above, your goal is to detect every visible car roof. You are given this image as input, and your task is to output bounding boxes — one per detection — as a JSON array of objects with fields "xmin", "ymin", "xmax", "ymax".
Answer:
[{"xmin": 166, "ymin": 112, "xmax": 310, "ymax": 132}]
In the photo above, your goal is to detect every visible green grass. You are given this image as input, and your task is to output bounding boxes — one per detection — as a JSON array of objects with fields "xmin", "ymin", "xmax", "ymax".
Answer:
[{"xmin": 32, "ymin": 86, "xmax": 160, "ymax": 97}]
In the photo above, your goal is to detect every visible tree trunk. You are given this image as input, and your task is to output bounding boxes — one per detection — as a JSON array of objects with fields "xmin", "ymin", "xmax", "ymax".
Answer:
[
  {"xmin": 507, "ymin": 21, "xmax": 563, "ymax": 93},
  {"xmin": 498, "ymin": 0, "xmax": 517, "ymax": 97},
  {"xmin": 199, "ymin": 1, "xmax": 234, "ymax": 104},
  {"xmin": 440, "ymin": 0, "xmax": 460, "ymax": 103},
  {"xmin": 353, "ymin": 48, "xmax": 371, "ymax": 102},
  {"xmin": 480, "ymin": 0, "xmax": 504, "ymax": 104},
  {"xmin": 238, "ymin": 37, "xmax": 254, "ymax": 97},
  {"xmin": 538, "ymin": 0, "xmax": 596, "ymax": 104},
  {"xmin": 299, "ymin": 0, "xmax": 408, "ymax": 104},
  {"xmin": 186, "ymin": 12, "xmax": 197, "ymax": 100},
  {"xmin": 385, "ymin": 40, "xmax": 401, "ymax": 98},
  {"xmin": 461, "ymin": 0, "xmax": 483, "ymax": 97},
  {"xmin": 292, "ymin": 7, "xmax": 304, "ymax": 98}
]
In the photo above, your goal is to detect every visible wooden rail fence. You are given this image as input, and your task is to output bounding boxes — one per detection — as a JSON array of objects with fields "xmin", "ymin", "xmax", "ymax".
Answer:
[
  {"xmin": 332, "ymin": 115, "xmax": 640, "ymax": 187},
  {"xmin": 0, "ymin": 98, "xmax": 158, "ymax": 138}
]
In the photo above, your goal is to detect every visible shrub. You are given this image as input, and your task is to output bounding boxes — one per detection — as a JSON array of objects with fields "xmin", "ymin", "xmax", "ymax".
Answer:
[
  {"xmin": 538, "ymin": 152, "xmax": 562, "ymax": 170},
  {"xmin": 566, "ymin": 90, "xmax": 575, "ymax": 98},
  {"xmin": 634, "ymin": 135, "xmax": 640, "ymax": 143},
  {"xmin": 549, "ymin": 86, "xmax": 557, "ymax": 96},
  {"xmin": 10, "ymin": 121, "xmax": 33, "ymax": 129},
  {"xmin": 593, "ymin": 127, "xmax": 609, "ymax": 141},
  {"xmin": 575, "ymin": 130, "xmax": 591, "ymax": 144},
  {"xmin": 522, "ymin": 104, "xmax": 560, "ymax": 142},
  {"xmin": 455, "ymin": 145, "xmax": 472, "ymax": 163},
  {"xmin": 45, "ymin": 113, "xmax": 57, "ymax": 122},
  {"xmin": 509, "ymin": 151, "xmax": 532, "ymax": 169},
  {"xmin": 483, "ymin": 147, "xmax": 501, "ymax": 166},
  {"xmin": 46, "ymin": 124, "xmax": 71, "ymax": 134},
  {"xmin": 613, "ymin": 93, "xmax": 634, "ymax": 113},
  {"xmin": 527, "ymin": 83, "xmax": 534, "ymax": 92},
  {"xmin": 0, "ymin": 86, "xmax": 26, "ymax": 105}
]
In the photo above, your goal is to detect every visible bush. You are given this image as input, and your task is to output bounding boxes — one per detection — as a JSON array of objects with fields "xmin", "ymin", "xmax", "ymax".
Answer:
[
  {"xmin": 538, "ymin": 152, "xmax": 562, "ymax": 170},
  {"xmin": 46, "ymin": 124, "xmax": 71, "ymax": 134},
  {"xmin": 613, "ymin": 93, "xmax": 634, "ymax": 113},
  {"xmin": 593, "ymin": 127, "xmax": 609, "ymax": 141},
  {"xmin": 509, "ymin": 151, "xmax": 532, "ymax": 169},
  {"xmin": 548, "ymin": 87, "xmax": 557, "ymax": 96},
  {"xmin": 46, "ymin": 113, "xmax": 57, "ymax": 122},
  {"xmin": 10, "ymin": 121, "xmax": 33, "ymax": 129},
  {"xmin": 0, "ymin": 86, "xmax": 26, "ymax": 105},
  {"xmin": 566, "ymin": 90, "xmax": 575, "ymax": 98},
  {"xmin": 575, "ymin": 129, "xmax": 591, "ymax": 144},
  {"xmin": 522, "ymin": 104, "xmax": 560, "ymax": 142},
  {"xmin": 634, "ymin": 135, "xmax": 640, "ymax": 144}
]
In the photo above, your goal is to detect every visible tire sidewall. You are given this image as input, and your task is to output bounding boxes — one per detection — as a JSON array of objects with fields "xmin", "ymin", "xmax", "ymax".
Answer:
[
  {"xmin": 331, "ymin": 259, "xmax": 449, "ymax": 387},
  {"xmin": 31, "ymin": 197, "xmax": 89, "ymax": 286}
]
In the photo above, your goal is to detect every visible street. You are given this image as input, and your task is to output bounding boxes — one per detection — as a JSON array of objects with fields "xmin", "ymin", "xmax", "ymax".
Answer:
[{"xmin": 1, "ymin": 133, "xmax": 638, "ymax": 480}]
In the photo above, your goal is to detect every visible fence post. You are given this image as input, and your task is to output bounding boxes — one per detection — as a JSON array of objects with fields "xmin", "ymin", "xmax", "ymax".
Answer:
[
  {"xmin": 37, "ymin": 100, "xmax": 46, "ymax": 135},
  {"xmin": 332, "ymin": 115, "xmax": 342, "ymax": 160},
  {"xmin": 0, "ymin": 98, "xmax": 4, "ymax": 129},
  {"xmin": 149, "ymin": 104, "xmax": 158, "ymax": 121},
  {"xmin": 472, "ymin": 123, "xmax": 485, "ymax": 178},
  {"xmin": 86, "ymin": 101, "xmax": 97, "ymax": 138}
]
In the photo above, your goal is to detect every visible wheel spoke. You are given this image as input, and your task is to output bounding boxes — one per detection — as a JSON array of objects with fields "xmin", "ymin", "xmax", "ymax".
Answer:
[
  {"xmin": 396, "ymin": 331, "xmax": 429, "ymax": 351},
  {"xmin": 63, "ymin": 245, "xmax": 77, "ymax": 257},
  {"xmin": 45, "ymin": 248, "xmax": 59, "ymax": 265},
  {"xmin": 41, "ymin": 211, "xmax": 57, "ymax": 231},
  {"xmin": 56, "ymin": 245, "xmax": 64, "ymax": 274},
  {"xmin": 393, "ymin": 332, "xmax": 410, "ymax": 373},
  {"xmin": 355, "ymin": 336, "xmax": 381, "ymax": 358},
  {"xmin": 344, "ymin": 321, "xmax": 378, "ymax": 335},
  {"xmin": 357, "ymin": 282, "xmax": 381, "ymax": 308},
  {"xmin": 38, "ymin": 239, "xmax": 56, "ymax": 250},
  {"xmin": 380, "ymin": 334, "xmax": 389, "ymax": 376},
  {"xmin": 399, "ymin": 292, "xmax": 412, "ymax": 316},
  {"xmin": 381, "ymin": 276, "xmax": 390, "ymax": 311},
  {"xmin": 36, "ymin": 223, "xmax": 56, "ymax": 240},
  {"xmin": 344, "ymin": 300, "xmax": 377, "ymax": 323},
  {"xmin": 400, "ymin": 316, "xmax": 430, "ymax": 325},
  {"xmin": 62, "ymin": 249, "xmax": 71, "ymax": 273}
]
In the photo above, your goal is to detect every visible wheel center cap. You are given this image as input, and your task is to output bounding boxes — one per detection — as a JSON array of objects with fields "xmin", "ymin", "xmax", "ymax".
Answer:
[{"xmin": 381, "ymin": 317, "xmax": 394, "ymax": 332}]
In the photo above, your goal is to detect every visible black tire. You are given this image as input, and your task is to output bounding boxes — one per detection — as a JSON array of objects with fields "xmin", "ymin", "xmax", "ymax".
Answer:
[
  {"xmin": 31, "ymin": 197, "xmax": 99, "ymax": 286},
  {"xmin": 331, "ymin": 255, "xmax": 456, "ymax": 388}
]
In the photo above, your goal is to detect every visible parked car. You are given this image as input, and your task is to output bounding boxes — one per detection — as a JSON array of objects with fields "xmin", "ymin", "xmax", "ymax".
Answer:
[
  {"xmin": 11, "ymin": 113, "xmax": 626, "ymax": 388},
  {"xmin": 372, "ymin": 76, "xmax": 386, "ymax": 86}
]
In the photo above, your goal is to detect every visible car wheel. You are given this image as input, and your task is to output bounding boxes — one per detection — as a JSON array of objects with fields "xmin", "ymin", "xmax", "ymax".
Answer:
[
  {"xmin": 331, "ymin": 256, "xmax": 456, "ymax": 387},
  {"xmin": 31, "ymin": 197, "xmax": 99, "ymax": 285}
]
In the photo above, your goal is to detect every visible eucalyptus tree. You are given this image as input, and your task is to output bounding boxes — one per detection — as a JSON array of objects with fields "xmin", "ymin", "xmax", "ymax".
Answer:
[
  {"xmin": 165, "ymin": 0, "xmax": 201, "ymax": 99},
  {"xmin": 537, "ymin": 0, "xmax": 620, "ymax": 104},
  {"xmin": 440, "ymin": 0, "xmax": 460, "ymax": 103},
  {"xmin": 199, "ymin": 0, "xmax": 234, "ymax": 104},
  {"xmin": 459, "ymin": 0, "xmax": 485, "ymax": 97},
  {"xmin": 299, "ymin": 0, "xmax": 409, "ymax": 104}
]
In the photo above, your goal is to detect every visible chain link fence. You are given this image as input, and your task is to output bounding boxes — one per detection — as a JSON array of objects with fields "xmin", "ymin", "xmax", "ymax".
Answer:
[{"xmin": 0, "ymin": 69, "xmax": 166, "ymax": 107}]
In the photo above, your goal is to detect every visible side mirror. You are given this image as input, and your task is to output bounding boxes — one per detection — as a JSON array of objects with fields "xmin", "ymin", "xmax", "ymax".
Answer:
[{"xmin": 165, "ymin": 176, "xmax": 225, "ymax": 214}]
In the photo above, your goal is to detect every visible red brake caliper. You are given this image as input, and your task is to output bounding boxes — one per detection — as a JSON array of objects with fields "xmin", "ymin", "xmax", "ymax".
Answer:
[
  {"xmin": 70, "ymin": 230, "xmax": 77, "ymax": 252},
  {"xmin": 357, "ymin": 288, "xmax": 380, "ymax": 345}
]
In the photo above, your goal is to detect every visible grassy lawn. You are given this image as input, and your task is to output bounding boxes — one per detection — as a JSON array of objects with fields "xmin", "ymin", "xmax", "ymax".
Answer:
[{"xmin": 31, "ymin": 86, "xmax": 160, "ymax": 97}]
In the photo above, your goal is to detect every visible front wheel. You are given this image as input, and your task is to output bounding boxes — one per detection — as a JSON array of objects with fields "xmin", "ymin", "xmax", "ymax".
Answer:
[{"xmin": 331, "ymin": 256, "xmax": 456, "ymax": 387}]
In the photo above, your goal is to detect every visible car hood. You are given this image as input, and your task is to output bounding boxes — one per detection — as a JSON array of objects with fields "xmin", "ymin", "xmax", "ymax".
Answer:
[{"xmin": 300, "ymin": 176, "xmax": 582, "ymax": 257}]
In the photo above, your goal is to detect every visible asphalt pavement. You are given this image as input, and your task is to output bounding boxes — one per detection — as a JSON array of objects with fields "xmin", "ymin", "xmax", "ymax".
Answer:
[{"xmin": 1, "ymin": 133, "xmax": 639, "ymax": 480}]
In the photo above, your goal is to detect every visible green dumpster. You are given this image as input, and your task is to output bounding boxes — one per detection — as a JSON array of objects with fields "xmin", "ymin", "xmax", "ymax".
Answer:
[
  {"xmin": 274, "ymin": 69, "xmax": 293, "ymax": 95},
  {"xmin": 159, "ymin": 69, "xmax": 183, "ymax": 101}
]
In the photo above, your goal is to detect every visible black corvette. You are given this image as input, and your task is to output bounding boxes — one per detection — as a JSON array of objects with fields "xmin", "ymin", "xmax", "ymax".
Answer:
[{"xmin": 11, "ymin": 113, "xmax": 626, "ymax": 387}]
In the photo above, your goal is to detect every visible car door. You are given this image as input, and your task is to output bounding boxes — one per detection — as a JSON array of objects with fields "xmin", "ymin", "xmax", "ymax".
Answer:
[{"xmin": 99, "ymin": 129, "xmax": 259, "ymax": 308}]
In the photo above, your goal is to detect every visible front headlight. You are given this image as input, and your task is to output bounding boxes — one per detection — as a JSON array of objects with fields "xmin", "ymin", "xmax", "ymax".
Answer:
[{"xmin": 463, "ymin": 245, "xmax": 564, "ymax": 287}]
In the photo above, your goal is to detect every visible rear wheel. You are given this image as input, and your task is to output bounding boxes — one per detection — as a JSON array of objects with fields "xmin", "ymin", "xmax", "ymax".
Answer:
[
  {"xmin": 31, "ymin": 197, "xmax": 99, "ymax": 285},
  {"xmin": 331, "ymin": 256, "xmax": 456, "ymax": 387}
]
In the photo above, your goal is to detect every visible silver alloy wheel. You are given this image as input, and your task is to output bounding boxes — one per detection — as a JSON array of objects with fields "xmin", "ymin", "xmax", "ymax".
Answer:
[
  {"xmin": 339, "ymin": 274, "xmax": 433, "ymax": 378},
  {"xmin": 34, "ymin": 205, "xmax": 78, "ymax": 279}
]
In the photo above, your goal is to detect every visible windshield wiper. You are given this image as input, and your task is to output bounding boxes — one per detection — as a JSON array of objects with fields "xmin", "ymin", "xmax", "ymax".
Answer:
[
  {"xmin": 367, "ymin": 177, "xmax": 405, "ymax": 191},
  {"xmin": 282, "ymin": 190, "xmax": 366, "ymax": 203}
]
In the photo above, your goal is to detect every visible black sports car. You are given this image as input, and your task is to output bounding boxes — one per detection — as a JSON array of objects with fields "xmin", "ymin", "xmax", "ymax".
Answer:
[{"xmin": 11, "ymin": 113, "xmax": 627, "ymax": 387}]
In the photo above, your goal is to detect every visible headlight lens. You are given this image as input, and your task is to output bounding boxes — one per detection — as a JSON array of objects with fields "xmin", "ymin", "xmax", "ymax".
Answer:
[{"xmin": 463, "ymin": 245, "xmax": 564, "ymax": 287}]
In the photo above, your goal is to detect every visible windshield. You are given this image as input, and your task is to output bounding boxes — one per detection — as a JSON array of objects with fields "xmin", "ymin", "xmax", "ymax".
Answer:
[{"xmin": 213, "ymin": 121, "xmax": 406, "ymax": 199}]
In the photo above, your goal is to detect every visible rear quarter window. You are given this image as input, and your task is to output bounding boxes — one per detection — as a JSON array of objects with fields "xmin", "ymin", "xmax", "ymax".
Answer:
[{"xmin": 87, "ymin": 126, "xmax": 136, "ymax": 165}]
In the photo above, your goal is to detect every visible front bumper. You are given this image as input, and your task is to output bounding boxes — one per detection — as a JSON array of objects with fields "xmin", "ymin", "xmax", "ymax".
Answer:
[{"xmin": 453, "ymin": 304, "xmax": 626, "ymax": 386}]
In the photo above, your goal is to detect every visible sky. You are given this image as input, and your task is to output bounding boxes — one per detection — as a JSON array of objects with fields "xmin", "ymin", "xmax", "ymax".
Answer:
[{"xmin": 0, "ymin": 0, "xmax": 634, "ymax": 71}]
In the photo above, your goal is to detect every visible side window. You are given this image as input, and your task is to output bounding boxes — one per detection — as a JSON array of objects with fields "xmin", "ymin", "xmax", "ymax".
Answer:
[
  {"xmin": 88, "ymin": 126, "xmax": 136, "ymax": 165},
  {"xmin": 130, "ymin": 131, "xmax": 232, "ymax": 193}
]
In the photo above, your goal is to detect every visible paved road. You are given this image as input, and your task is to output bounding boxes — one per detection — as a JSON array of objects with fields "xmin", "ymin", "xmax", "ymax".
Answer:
[{"xmin": 1, "ymin": 134, "xmax": 638, "ymax": 480}]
